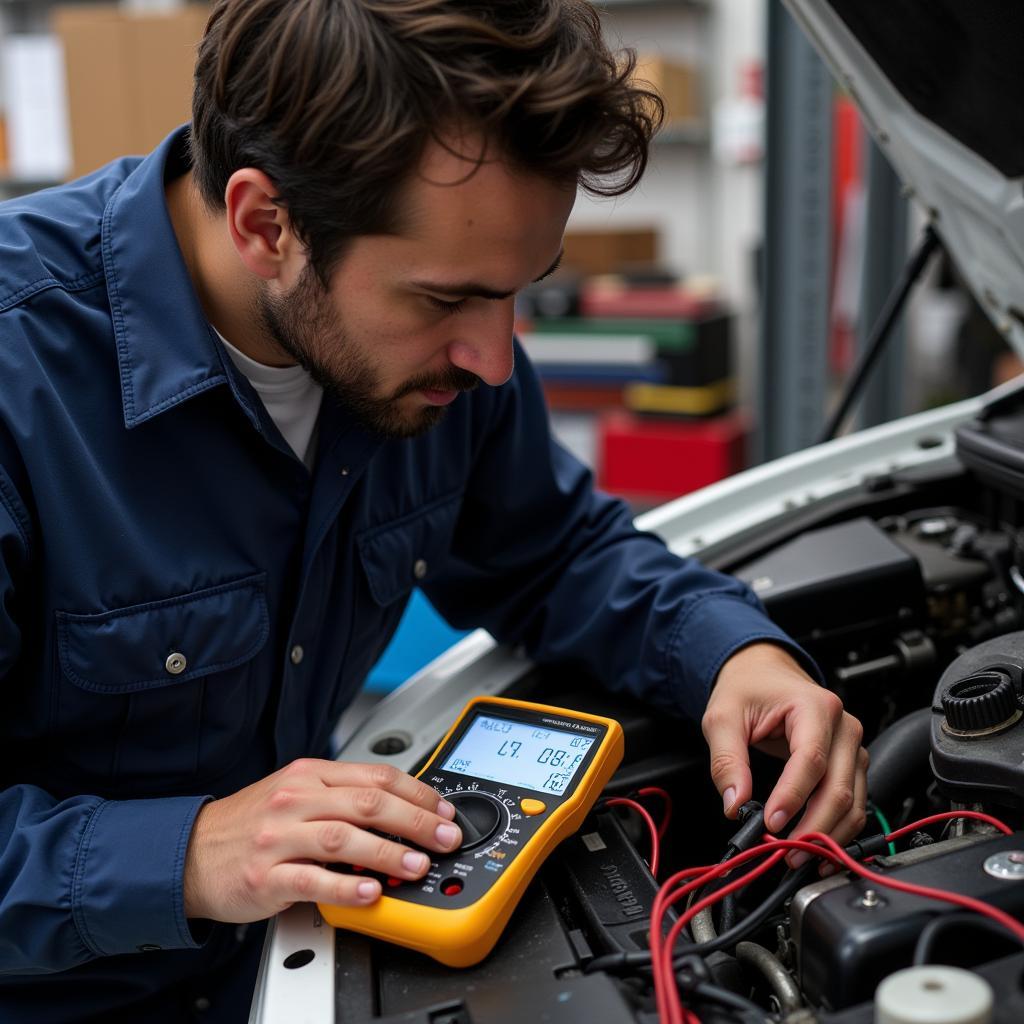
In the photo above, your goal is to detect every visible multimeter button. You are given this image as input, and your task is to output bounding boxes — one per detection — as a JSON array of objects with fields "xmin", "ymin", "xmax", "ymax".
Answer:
[
  {"xmin": 386, "ymin": 877, "xmax": 402, "ymax": 888},
  {"xmin": 520, "ymin": 799, "xmax": 547, "ymax": 816},
  {"xmin": 441, "ymin": 878, "xmax": 464, "ymax": 896}
]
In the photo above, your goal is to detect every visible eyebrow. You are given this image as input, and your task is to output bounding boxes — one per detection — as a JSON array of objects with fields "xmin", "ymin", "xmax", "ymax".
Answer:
[{"xmin": 411, "ymin": 249, "xmax": 564, "ymax": 301}]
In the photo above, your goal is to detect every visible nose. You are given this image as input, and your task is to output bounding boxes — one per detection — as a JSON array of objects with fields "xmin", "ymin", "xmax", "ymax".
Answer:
[{"xmin": 446, "ymin": 300, "xmax": 516, "ymax": 387}]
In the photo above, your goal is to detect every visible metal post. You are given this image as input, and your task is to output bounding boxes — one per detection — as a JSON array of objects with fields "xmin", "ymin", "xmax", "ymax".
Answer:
[{"xmin": 758, "ymin": 1, "xmax": 834, "ymax": 461}]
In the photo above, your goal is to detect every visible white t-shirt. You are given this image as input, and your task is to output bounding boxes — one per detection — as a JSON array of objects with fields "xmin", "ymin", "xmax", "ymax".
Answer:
[{"xmin": 215, "ymin": 328, "xmax": 323, "ymax": 470}]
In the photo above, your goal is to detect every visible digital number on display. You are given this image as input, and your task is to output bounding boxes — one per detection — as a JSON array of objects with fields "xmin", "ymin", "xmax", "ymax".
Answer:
[{"xmin": 442, "ymin": 716, "xmax": 595, "ymax": 794}]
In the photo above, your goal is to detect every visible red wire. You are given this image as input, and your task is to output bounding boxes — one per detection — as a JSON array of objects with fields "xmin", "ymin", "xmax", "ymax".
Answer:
[
  {"xmin": 638, "ymin": 786, "xmax": 674, "ymax": 839},
  {"xmin": 653, "ymin": 849, "xmax": 788, "ymax": 1022},
  {"xmin": 606, "ymin": 797, "xmax": 661, "ymax": 878},
  {"xmin": 650, "ymin": 809, "xmax": 1018, "ymax": 1023},
  {"xmin": 885, "ymin": 809, "xmax": 1012, "ymax": 843}
]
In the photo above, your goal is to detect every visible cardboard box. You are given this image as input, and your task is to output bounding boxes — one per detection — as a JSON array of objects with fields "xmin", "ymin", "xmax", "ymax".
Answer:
[
  {"xmin": 561, "ymin": 228, "xmax": 658, "ymax": 277},
  {"xmin": 634, "ymin": 54, "xmax": 700, "ymax": 126},
  {"xmin": 53, "ymin": 4, "xmax": 209, "ymax": 179}
]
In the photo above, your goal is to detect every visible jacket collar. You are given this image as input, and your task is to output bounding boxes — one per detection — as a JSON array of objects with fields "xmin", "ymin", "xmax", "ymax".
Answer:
[{"xmin": 101, "ymin": 125, "xmax": 261, "ymax": 430}]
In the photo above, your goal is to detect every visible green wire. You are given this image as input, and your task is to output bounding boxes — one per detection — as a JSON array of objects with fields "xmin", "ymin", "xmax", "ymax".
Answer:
[{"xmin": 868, "ymin": 802, "xmax": 898, "ymax": 856}]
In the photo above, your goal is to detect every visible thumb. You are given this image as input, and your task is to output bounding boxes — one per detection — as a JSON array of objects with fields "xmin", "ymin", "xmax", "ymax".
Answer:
[{"xmin": 702, "ymin": 713, "xmax": 753, "ymax": 819}]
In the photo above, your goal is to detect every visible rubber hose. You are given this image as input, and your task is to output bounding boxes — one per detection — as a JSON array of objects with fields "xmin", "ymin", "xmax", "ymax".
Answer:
[
  {"xmin": 690, "ymin": 905, "xmax": 717, "ymax": 943},
  {"xmin": 866, "ymin": 707, "xmax": 933, "ymax": 819},
  {"xmin": 735, "ymin": 941, "xmax": 802, "ymax": 1013}
]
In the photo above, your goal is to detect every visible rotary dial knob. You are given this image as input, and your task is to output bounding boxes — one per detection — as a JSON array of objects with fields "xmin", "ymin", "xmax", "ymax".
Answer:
[{"xmin": 446, "ymin": 792, "xmax": 505, "ymax": 850}]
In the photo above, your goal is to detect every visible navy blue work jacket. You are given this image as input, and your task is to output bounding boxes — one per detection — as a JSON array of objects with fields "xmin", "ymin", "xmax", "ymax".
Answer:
[{"xmin": 0, "ymin": 128, "xmax": 808, "ymax": 1021}]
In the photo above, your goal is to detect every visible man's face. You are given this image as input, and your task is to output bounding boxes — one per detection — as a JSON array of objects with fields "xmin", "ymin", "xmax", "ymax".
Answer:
[{"xmin": 258, "ymin": 138, "xmax": 576, "ymax": 439}]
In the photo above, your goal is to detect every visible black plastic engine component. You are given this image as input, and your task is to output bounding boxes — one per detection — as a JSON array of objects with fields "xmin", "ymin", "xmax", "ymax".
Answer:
[
  {"xmin": 885, "ymin": 518, "xmax": 992, "ymax": 597},
  {"xmin": 930, "ymin": 634, "xmax": 1024, "ymax": 811},
  {"xmin": 546, "ymin": 805, "xmax": 673, "ymax": 960},
  {"xmin": 866, "ymin": 707, "xmax": 933, "ymax": 822},
  {"xmin": 734, "ymin": 517, "xmax": 925, "ymax": 638},
  {"xmin": 792, "ymin": 833, "xmax": 1024, "ymax": 1011}
]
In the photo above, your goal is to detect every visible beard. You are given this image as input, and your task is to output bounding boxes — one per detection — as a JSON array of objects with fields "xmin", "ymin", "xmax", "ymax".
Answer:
[{"xmin": 255, "ymin": 267, "xmax": 480, "ymax": 440}]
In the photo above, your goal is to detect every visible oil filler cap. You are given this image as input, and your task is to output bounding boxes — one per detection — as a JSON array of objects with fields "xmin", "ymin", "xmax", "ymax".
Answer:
[
  {"xmin": 942, "ymin": 670, "xmax": 1019, "ymax": 733},
  {"xmin": 876, "ymin": 965, "xmax": 992, "ymax": 1024}
]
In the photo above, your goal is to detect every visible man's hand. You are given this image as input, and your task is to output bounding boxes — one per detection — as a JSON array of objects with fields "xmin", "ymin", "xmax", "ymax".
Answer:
[
  {"xmin": 183, "ymin": 759, "xmax": 462, "ymax": 922},
  {"xmin": 701, "ymin": 643, "xmax": 868, "ymax": 866}
]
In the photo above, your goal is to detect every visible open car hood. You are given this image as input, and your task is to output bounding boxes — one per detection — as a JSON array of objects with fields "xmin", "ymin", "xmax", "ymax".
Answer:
[{"xmin": 784, "ymin": 0, "xmax": 1024, "ymax": 360}]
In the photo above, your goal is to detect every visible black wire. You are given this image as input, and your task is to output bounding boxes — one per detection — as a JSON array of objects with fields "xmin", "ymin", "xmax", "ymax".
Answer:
[
  {"xmin": 913, "ymin": 912, "xmax": 1021, "ymax": 966},
  {"xmin": 718, "ymin": 890, "xmax": 738, "ymax": 933},
  {"xmin": 674, "ymin": 862, "xmax": 817, "ymax": 958},
  {"xmin": 688, "ymin": 980, "xmax": 773, "ymax": 1024},
  {"xmin": 583, "ymin": 862, "xmax": 817, "ymax": 974}
]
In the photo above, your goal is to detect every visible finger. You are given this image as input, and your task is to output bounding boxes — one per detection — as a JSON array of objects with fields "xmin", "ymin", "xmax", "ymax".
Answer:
[
  {"xmin": 817, "ymin": 746, "xmax": 869, "ymax": 876},
  {"xmin": 266, "ymin": 819, "xmax": 436, "ymax": 880},
  {"xmin": 783, "ymin": 718, "xmax": 864, "ymax": 866},
  {"xmin": 269, "ymin": 862, "xmax": 382, "ymax": 909},
  {"xmin": 305, "ymin": 760, "xmax": 455, "ymax": 819},
  {"xmin": 786, "ymin": 717, "xmax": 860, "ymax": 839},
  {"xmin": 702, "ymin": 708, "xmax": 754, "ymax": 818},
  {"xmin": 299, "ymin": 786, "xmax": 462, "ymax": 854},
  {"xmin": 763, "ymin": 691, "xmax": 843, "ymax": 833}
]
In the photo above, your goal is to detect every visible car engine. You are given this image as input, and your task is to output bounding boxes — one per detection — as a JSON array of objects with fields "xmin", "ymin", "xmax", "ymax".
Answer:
[{"xmin": 322, "ymin": 406, "xmax": 1024, "ymax": 1024}]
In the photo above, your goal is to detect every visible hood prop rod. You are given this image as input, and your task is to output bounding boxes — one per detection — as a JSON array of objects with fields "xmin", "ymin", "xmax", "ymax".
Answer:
[{"xmin": 818, "ymin": 224, "xmax": 942, "ymax": 445}]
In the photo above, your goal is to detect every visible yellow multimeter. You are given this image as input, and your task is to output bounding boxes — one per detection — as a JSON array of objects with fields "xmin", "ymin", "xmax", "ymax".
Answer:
[{"xmin": 318, "ymin": 696, "xmax": 624, "ymax": 966}]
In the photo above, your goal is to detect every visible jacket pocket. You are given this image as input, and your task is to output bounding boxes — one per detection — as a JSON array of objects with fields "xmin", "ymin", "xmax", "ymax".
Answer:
[
  {"xmin": 355, "ymin": 492, "xmax": 462, "ymax": 606},
  {"xmin": 53, "ymin": 573, "xmax": 269, "ymax": 790},
  {"xmin": 56, "ymin": 573, "xmax": 268, "ymax": 694}
]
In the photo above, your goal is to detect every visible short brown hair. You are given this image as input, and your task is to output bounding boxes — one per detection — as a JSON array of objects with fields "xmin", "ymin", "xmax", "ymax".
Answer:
[{"xmin": 190, "ymin": 0, "xmax": 662, "ymax": 283}]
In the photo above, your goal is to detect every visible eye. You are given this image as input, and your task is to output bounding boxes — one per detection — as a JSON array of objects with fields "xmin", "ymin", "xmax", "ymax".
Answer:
[{"xmin": 427, "ymin": 296, "xmax": 468, "ymax": 315}]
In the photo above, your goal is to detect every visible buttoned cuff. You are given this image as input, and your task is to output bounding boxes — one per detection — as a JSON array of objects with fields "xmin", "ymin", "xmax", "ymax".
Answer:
[
  {"xmin": 667, "ymin": 593, "xmax": 822, "ymax": 721},
  {"xmin": 72, "ymin": 795, "xmax": 211, "ymax": 957}
]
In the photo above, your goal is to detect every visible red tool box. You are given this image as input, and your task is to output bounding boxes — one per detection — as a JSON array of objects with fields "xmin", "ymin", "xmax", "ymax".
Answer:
[{"xmin": 597, "ymin": 410, "xmax": 748, "ymax": 504}]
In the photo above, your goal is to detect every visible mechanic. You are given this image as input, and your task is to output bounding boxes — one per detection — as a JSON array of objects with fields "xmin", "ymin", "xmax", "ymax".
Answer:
[{"xmin": 0, "ymin": 1, "xmax": 867, "ymax": 1021}]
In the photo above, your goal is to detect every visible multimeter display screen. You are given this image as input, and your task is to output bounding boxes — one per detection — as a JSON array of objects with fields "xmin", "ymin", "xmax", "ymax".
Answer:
[{"xmin": 442, "ymin": 715, "xmax": 595, "ymax": 795}]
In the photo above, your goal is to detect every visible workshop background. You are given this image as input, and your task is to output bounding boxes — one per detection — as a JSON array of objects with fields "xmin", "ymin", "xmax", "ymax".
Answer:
[{"xmin": 0, "ymin": 0, "xmax": 1014, "ymax": 692}]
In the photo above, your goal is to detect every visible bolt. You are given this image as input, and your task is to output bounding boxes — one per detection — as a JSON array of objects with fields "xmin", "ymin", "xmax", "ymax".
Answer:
[{"xmin": 861, "ymin": 889, "xmax": 881, "ymax": 908}]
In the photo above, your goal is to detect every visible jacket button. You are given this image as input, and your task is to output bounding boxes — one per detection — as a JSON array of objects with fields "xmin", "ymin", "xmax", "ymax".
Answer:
[
  {"xmin": 165, "ymin": 652, "xmax": 187, "ymax": 675},
  {"xmin": 290, "ymin": 645, "xmax": 305, "ymax": 665},
  {"xmin": 413, "ymin": 558, "xmax": 428, "ymax": 580}
]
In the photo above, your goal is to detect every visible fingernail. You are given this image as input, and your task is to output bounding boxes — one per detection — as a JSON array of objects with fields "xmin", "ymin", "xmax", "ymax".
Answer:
[
  {"xmin": 436, "ymin": 823, "xmax": 460, "ymax": 848},
  {"xmin": 769, "ymin": 810, "xmax": 788, "ymax": 832},
  {"xmin": 820, "ymin": 863, "xmax": 838, "ymax": 878},
  {"xmin": 722, "ymin": 787, "xmax": 736, "ymax": 815},
  {"xmin": 437, "ymin": 799, "xmax": 456, "ymax": 820},
  {"xmin": 789, "ymin": 852, "xmax": 810, "ymax": 868},
  {"xmin": 402, "ymin": 851, "xmax": 429, "ymax": 874},
  {"xmin": 357, "ymin": 880, "xmax": 380, "ymax": 900}
]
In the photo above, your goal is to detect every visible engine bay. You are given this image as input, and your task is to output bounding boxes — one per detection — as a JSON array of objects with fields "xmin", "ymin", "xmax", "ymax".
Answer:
[{"xmin": 319, "ymin": 404, "xmax": 1024, "ymax": 1024}]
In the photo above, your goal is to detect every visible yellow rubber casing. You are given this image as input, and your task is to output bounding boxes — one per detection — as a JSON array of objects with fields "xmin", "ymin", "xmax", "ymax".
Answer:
[{"xmin": 318, "ymin": 696, "xmax": 624, "ymax": 966}]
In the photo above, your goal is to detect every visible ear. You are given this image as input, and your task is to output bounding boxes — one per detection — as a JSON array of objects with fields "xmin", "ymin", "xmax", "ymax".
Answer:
[{"xmin": 223, "ymin": 168, "xmax": 305, "ymax": 286}]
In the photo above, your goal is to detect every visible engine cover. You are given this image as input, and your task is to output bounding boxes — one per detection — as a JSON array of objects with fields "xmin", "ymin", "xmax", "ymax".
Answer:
[{"xmin": 791, "ymin": 833, "xmax": 1024, "ymax": 1010}]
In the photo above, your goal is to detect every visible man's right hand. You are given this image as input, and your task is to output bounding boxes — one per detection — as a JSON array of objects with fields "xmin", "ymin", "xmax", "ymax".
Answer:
[{"xmin": 182, "ymin": 759, "xmax": 462, "ymax": 922}]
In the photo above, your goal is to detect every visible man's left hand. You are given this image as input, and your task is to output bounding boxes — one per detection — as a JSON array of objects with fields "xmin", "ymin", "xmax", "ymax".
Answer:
[{"xmin": 701, "ymin": 642, "xmax": 869, "ymax": 866}]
